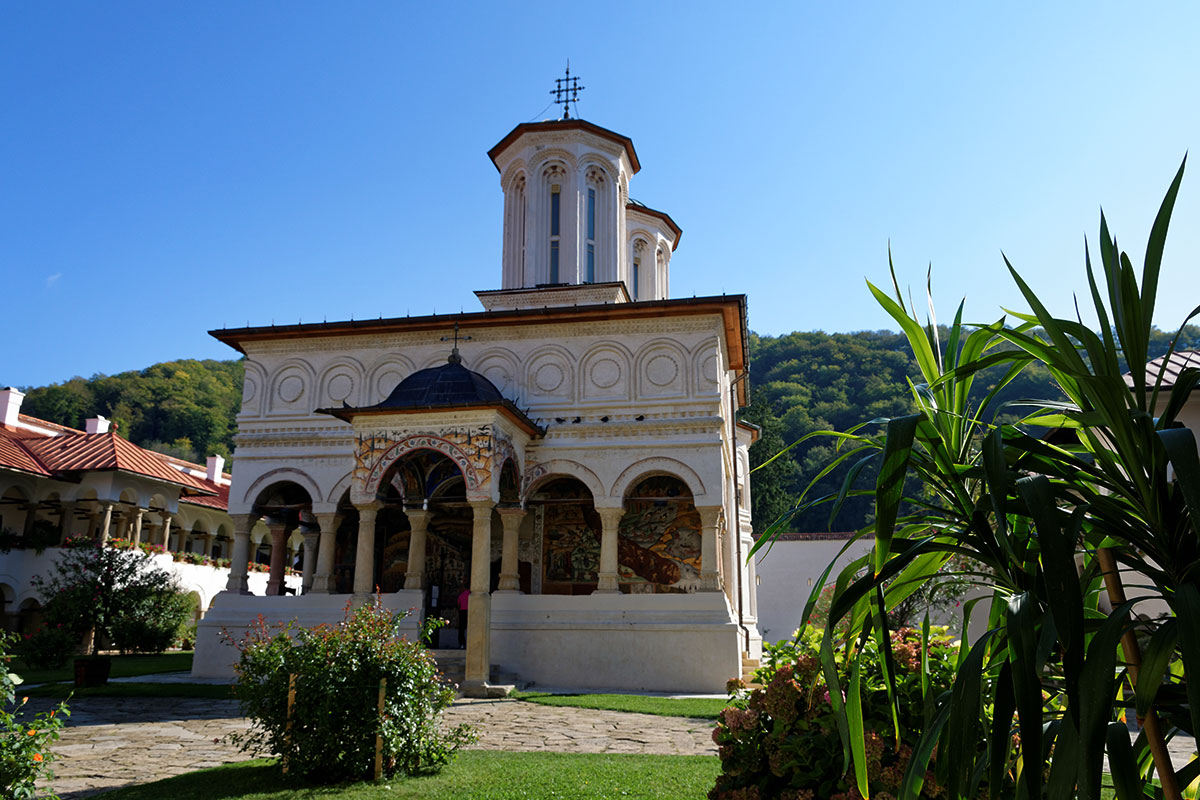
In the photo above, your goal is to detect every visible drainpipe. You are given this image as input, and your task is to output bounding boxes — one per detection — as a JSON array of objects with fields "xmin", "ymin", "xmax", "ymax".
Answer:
[{"xmin": 729, "ymin": 372, "xmax": 751, "ymax": 653}]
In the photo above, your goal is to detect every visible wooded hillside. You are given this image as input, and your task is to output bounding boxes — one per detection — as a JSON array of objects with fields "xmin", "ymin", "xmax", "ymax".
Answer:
[{"xmin": 19, "ymin": 359, "xmax": 243, "ymax": 462}]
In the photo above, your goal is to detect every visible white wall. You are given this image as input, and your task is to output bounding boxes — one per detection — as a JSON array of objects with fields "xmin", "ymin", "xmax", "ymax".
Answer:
[{"xmin": 754, "ymin": 536, "xmax": 872, "ymax": 643}]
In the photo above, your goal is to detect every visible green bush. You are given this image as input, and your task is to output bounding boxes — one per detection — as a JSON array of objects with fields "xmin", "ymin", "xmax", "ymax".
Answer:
[
  {"xmin": 0, "ymin": 631, "xmax": 69, "ymax": 799},
  {"xmin": 17, "ymin": 625, "xmax": 79, "ymax": 670},
  {"xmin": 710, "ymin": 624, "xmax": 961, "ymax": 800},
  {"xmin": 108, "ymin": 589, "xmax": 193, "ymax": 654},
  {"xmin": 229, "ymin": 598, "xmax": 476, "ymax": 783}
]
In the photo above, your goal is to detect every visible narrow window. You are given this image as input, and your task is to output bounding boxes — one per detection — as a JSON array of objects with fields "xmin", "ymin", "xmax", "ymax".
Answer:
[
  {"xmin": 632, "ymin": 257, "xmax": 640, "ymax": 300},
  {"xmin": 549, "ymin": 184, "xmax": 560, "ymax": 283},
  {"xmin": 586, "ymin": 188, "xmax": 596, "ymax": 282}
]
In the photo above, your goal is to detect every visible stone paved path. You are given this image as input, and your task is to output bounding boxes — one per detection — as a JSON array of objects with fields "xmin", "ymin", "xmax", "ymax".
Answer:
[{"xmin": 31, "ymin": 695, "xmax": 717, "ymax": 798}]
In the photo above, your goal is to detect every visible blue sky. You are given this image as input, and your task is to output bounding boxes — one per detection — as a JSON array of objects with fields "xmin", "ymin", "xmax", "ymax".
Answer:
[{"xmin": 3, "ymin": 3, "xmax": 1198, "ymax": 387}]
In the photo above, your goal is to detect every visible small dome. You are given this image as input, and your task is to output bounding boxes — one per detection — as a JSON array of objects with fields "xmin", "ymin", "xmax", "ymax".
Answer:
[{"xmin": 377, "ymin": 359, "xmax": 504, "ymax": 409}]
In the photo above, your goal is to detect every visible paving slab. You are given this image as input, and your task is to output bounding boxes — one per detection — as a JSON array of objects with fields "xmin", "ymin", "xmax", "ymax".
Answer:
[{"xmin": 28, "ymin": 694, "xmax": 717, "ymax": 798}]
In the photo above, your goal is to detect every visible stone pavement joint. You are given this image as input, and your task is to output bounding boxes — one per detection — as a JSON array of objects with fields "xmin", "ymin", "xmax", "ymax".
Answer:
[{"xmin": 31, "ymin": 695, "xmax": 717, "ymax": 798}]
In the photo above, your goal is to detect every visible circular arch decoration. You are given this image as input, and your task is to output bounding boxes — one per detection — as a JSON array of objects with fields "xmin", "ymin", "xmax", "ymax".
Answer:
[
  {"xmin": 317, "ymin": 356, "xmax": 366, "ymax": 408},
  {"xmin": 241, "ymin": 359, "xmax": 268, "ymax": 415},
  {"xmin": 240, "ymin": 467, "xmax": 322, "ymax": 509},
  {"xmin": 609, "ymin": 457, "xmax": 707, "ymax": 503},
  {"xmin": 522, "ymin": 459, "xmax": 605, "ymax": 502},
  {"xmin": 358, "ymin": 436, "xmax": 482, "ymax": 503},
  {"xmin": 367, "ymin": 354, "xmax": 417, "ymax": 404}
]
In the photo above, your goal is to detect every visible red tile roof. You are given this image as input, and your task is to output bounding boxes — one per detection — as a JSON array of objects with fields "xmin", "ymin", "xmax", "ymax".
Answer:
[
  {"xmin": 182, "ymin": 481, "xmax": 229, "ymax": 509},
  {"xmin": 0, "ymin": 418, "xmax": 221, "ymax": 504},
  {"xmin": 0, "ymin": 425, "xmax": 54, "ymax": 477},
  {"xmin": 20, "ymin": 431, "xmax": 215, "ymax": 493},
  {"xmin": 1126, "ymin": 350, "xmax": 1200, "ymax": 390}
]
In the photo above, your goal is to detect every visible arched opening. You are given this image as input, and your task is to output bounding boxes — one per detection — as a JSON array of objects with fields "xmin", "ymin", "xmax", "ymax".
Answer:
[
  {"xmin": 251, "ymin": 481, "xmax": 314, "ymax": 595},
  {"xmin": 1, "ymin": 486, "xmax": 31, "ymax": 540},
  {"xmin": 0, "ymin": 584, "xmax": 15, "ymax": 632},
  {"xmin": 189, "ymin": 521, "xmax": 208, "ymax": 555},
  {"xmin": 619, "ymin": 475, "xmax": 702, "ymax": 593},
  {"xmin": 17, "ymin": 598, "xmax": 43, "ymax": 636},
  {"xmin": 528, "ymin": 477, "xmax": 599, "ymax": 595}
]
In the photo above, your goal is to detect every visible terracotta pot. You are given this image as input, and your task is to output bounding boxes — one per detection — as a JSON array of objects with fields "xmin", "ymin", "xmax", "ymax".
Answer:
[{"xmin": 73, "ymin": 656, "xmax": 112, "ymax": 688}]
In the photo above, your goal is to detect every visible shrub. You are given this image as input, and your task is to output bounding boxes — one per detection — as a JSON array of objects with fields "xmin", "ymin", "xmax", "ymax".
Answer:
[
  {"xmin": 108, "ymin": 589, "xmax": 193, "ymax": 654},
  {"xmin": 710, "ymin": 624, "xmax": 960, "ymax": 800},
  {"xmin": 229, "ymin": 598, "xmax": 476, "ymax": 783},
  {"xmin": 17, "ymin": 625, "xmax": 79, "ymax": 670},
  {"xmin": 0, "ymin": 631, "xmax": 69, "ymax": 799}
]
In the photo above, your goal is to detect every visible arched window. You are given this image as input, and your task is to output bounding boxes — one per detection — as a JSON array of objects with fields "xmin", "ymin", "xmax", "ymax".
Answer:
[
  {"xmin": 584, "ymin": 166, "xmax": 608, "ymax": 283},
  {"xmin": 542, "ymin": 164, "xmax": 567, "ymax": 284},
  {"xmin": 631, "ymin": 238, "xmax": 649, "ymax": 300},
  {"xmin": 510, "ymin": 173, "xmax": 527, "ymax": 285}
]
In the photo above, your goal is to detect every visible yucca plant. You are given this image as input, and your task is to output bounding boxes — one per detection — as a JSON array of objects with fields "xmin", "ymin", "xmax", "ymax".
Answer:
[{"xmin": 764, "ymin": 160, "xmax": 1200, "ymax": 799}]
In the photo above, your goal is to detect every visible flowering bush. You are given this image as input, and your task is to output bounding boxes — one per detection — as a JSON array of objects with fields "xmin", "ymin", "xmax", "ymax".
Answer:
[
  {"xmin": 0, "ymin": 632, "xmax": 69, "ymax": 799},
  {"xmin": 710, "ymin": 624, "xmax": 960, "ymax": 800},
  {"xmin": 17, "ymin": 625, "xmax": 79, "ymax": 670},
  {"xmin": 229, "ymin": 598, "xmax": 476, "ymax": 783}
]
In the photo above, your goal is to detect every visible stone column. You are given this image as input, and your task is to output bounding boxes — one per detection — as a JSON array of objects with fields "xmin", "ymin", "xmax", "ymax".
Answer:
[
  {"xmin": 464, "ymin": 499, "xmax": 495, "ymax": 691},
  {"xmin": 265, "ymin": 522, "xmax": 291, "ymax": 596},
  {"xmin": 403, "ymin": 509, "xmax": 432, "ymax": 590},
  {"xmin": 311, "ymin": 512, "xmax": 341, "ymax": 593},
  {"xmin": 87, "ymin": 505, "xmax": 101, "ymax": 539},
  {"xmin": 300, "ymin": 530, "xmax": 320, "ymax": 593},
  {"xmin": 159, "ymin": 513, "xmax": 173, "ymax": 549},
  {"xmin": 130, "ymin": 508, "xmax": 144, "ymax": 546},
  {"xmin": 697, "ymin": 506, "xmax": 723, "ymax": 591},
  {"xmin": 115, "ymin": 509, "xmax": 131, "ymax": 542},
  {"xmin": 496, "ymin": 507, "xmax": 526, "ymax": 592},
  {"xmin": 595, "ymin": 507, "xmax": 624, "ymax": 593},
  {"xmin": 97, "ymin": 502, "xmax": 114, "ymax": 544},
  {"xmin": 225, "ymin": 514, "xmax": 258, "ymax": 593},
  {"xmin": 56, "ymin": 501, "xmax": 76, "ymax": 544},
  {"xmin": 352, "ymin": 502, "xmax": 381, "ymax": 598}
]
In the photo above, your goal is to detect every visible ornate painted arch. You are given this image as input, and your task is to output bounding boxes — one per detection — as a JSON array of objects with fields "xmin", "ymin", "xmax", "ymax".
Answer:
[
  {"xmin": 610, "ymin": 457, "xmax": 707, "ymax": 502},
  {"xmin": 356, "ymin": 435, "xmax": 483, "ymax": 504}
]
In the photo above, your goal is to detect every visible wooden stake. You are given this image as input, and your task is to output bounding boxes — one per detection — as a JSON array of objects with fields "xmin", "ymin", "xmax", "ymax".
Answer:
[
  {"xmin": 374, "ymin": 677, "xmax": 386, "ymax": 780},
  {"xmin": 283, "ymin": 673, "xmax": 296, "ymax": 775},
  {"xmin": 1097, "ymin": 547, "xmax": 1181, "ymax": 800}
]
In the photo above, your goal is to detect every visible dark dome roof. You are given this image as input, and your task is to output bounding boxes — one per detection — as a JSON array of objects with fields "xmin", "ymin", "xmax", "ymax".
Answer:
[{"xmin": 377, "ymin": 358, "xmax": 504, "ymax": 409}]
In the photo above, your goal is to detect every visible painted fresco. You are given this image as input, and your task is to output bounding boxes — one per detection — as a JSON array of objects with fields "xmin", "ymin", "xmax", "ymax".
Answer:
[
  {"xmin": 353, "ymin": 425, "xmax": 514, "ymax": 501},
  {"xmin": 619, "ymin": 476, "xmax": 702, "ymax": 592},
  {"xmin": 539, "ymin": 480, "xmax": 601, "ymax": 592},
  {"xmin": 378, "ymin": 528, "xmax": 409, "ymax": 593}
]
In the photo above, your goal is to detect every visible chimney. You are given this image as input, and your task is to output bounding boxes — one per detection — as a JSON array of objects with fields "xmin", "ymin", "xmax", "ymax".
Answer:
[
  {"xmin": 85, "ymin": 415, "xmax": 111, "ymax": 434},
  {"xmin": 206, "ymin": 455, "xmax": 227, "ymax": 485},
  {"xmin": 0, "ymin": 387, "xmax": 24, "ymax": 427}
]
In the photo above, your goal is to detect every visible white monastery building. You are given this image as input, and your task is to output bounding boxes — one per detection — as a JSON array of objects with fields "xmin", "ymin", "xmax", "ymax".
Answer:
[{"xmin": 195, "ymin": 93, "xmax": 764, "ymax": 694}]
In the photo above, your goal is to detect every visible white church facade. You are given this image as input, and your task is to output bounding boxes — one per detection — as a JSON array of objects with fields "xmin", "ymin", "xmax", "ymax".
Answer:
[{"xmin": 193, "ymin": 107, "xmax": 762, "ymax": 694}]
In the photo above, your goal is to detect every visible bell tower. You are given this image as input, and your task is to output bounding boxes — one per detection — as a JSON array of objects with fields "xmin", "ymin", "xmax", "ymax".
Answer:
[{"xmin": 478, "ymin": 70, "xmax": 681, "ymax": 311}]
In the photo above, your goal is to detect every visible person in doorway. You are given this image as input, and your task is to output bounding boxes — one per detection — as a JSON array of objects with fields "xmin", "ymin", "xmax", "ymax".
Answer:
[{"xmin": 457, "ymin": 586, "xmax": 470, "ymax": 649}]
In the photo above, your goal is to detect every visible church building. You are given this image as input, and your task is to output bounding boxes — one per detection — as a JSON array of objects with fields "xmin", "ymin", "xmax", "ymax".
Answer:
[{"xmin": 194, "ymin": 82, "xmax": 762, "ymax": 694}]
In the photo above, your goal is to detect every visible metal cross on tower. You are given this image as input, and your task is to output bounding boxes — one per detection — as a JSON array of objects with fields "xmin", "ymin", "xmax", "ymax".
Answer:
[
  {"xmin": 440, "ymin": 321, "xmax": 472, "ymax": 365},
  {"xmin": 550, "ymin": 62, "xmax": 585, "ymax": 120}
]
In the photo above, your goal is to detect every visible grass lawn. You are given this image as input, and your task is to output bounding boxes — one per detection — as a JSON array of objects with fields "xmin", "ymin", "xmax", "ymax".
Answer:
[
  {"xmin": 99, "ymin": 751, "xmax": 721, "ymax": 799},
  {"xmin": 12, "ymin": 650, "xmax": 194, "ymax": 684},
  {"xmin": 21, "ymin": 681, "xmax": 235, "ymax": 700},
  {"xmin": 511, "ymin": 691, "xmax": 727, "ymax": 720}
]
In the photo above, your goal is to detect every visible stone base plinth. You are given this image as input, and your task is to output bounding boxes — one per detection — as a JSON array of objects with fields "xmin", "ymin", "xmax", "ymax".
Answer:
[{"xmin": 192, "ymin": 590, "xmax": 425, "ymax": 678}]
